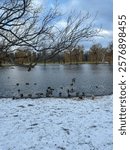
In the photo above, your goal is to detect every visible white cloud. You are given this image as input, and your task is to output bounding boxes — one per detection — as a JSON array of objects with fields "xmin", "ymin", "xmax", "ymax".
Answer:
[
  {"xmin": 100, "ymin": 29, "xmax": 113, "ymax": 38},
  {"xmin": 30, "ymin": 0, "xmax": 112, "ymax": 49},
  {"xmin": 55, "ymin": 20, "xmax": 67, "ymax": 29},
  {"xmin": 60, "ymin": 0, "xmax": 80, "ymax": 14},
  {"xmin": 31, "ymin": 0, "xmax": 46, "ymax": 9}
]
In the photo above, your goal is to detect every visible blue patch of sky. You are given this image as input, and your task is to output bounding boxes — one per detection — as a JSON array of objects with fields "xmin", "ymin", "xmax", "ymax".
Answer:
[
  {"xmin": 34, "ymin": 0, "xmax": 113, "ymax": 50},
  {"xmin": 0, "ymin": 0, "xmax": 112, "ymax": 48}
]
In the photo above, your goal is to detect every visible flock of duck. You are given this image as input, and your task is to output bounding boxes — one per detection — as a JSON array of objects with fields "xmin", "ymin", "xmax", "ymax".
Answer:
[{"xmin": 13, "ymin": 78, "xmax": 95, "ymax": 100}]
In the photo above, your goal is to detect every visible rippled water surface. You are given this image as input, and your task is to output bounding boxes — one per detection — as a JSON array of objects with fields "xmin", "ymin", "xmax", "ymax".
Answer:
[{"xmin": 0, "ymin": 64, "xmax": 113, "ymax": 98}]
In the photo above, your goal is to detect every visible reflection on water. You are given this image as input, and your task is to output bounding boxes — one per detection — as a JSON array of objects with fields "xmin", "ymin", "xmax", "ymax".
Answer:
[{"xmin": 0, "ymin": 64, "xmax": 113, "ymax": 98}]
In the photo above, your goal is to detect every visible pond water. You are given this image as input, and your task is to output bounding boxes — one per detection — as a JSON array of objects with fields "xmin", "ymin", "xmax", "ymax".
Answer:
[{"xmin": 0, "ymin": 64, "xmax": 113, "ymax": 98}]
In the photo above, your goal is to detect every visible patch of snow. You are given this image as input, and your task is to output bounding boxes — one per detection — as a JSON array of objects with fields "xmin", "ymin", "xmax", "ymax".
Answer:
[{"xmin": 0, "ymin": 95, "xmax": 113, "ymax": 150}]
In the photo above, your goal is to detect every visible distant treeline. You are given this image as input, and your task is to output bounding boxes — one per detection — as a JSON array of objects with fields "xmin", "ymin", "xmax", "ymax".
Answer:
[{"xmin": 0, "ymin": 42, "xmax": 113, "ymax": 66}]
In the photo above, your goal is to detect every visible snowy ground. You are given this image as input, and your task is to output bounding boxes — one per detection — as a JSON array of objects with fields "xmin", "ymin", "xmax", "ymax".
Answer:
[{"xmin": 0, "ymin": 95, "xmax": 112, "ymax": 150}]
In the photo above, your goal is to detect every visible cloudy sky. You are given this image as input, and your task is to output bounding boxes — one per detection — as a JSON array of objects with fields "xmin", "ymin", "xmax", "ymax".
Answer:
[{"xmin": 32, "ymin": 0, "xmax": 113, "ymax": 50}]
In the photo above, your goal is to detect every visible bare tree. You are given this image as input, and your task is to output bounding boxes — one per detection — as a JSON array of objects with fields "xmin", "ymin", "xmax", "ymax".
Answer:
[
  {"xmin": 106, "ymin": 41, "xmax": 113, "ymax": 63},
  {"xmin": 0, "ymin": 0, "xmax": 31, "ymax": 64},
  {"xmin": 0, "ymin": 0, "xmax": 100, "ymax": 69},
  {"xmin": 88, "ymin": 43, "xmax": 103, "ymax": 63},
  {"xmin": 0, "ymin": 0, "xmax": 60, "ymax": 67},
  {"xmin": 38, "ymin": 11, "xmax": 100, "ymax": 60},
  {"xmin": 88, "ymin": 42, "xmax": 113, "ymax": 63},
  {"xmin": 64, "ymin": 45, "xmax": 84, "ymax": 64}
]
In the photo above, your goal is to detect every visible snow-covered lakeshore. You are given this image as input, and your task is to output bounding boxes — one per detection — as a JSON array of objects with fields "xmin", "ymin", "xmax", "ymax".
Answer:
[{"xmin": 0, "ymin": 95, "xmax": 112, "ymax": 150}]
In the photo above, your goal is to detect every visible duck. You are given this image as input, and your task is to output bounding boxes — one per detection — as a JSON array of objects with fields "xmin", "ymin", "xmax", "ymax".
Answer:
[
  {"xmin": 20, "ymin": 94, "xmax": 23, "ymax": 98},
  {"xmin": 91, "ymin": 95, "xmax": 95, "ymax": 100},
  {"xmin": 59, "ymin": 92, "xmax": 62, "ymax": 97},
  {"xmin": 46, "ymin": 88, "xmax": 53, "ymax": 97},
  {"xmin": 82, "ymin": 92, "xmax": 85, "ymax": 97},
  {"xmin": 78, "ymin": 96, "xmax": 83, "ymax": 100},
  {"xmin": 72, "ymin": 78, "xmax": 76, "ymax": 83},
  {"xmin": 16, "ymin": 83, "xmax": 19, "ymax": 86},
  {"xmin": 28, "ymin": 94, "xmax": 32, "ymax": 98},
  {"xmin": 67, "ymin": 89, "xmax": 70, "ymax": 93},
  {"xmin": 12, "ymin": 96, "xmax": 15, "ymax": 100},
  {"xmin": 70, "ymin": 83, "xmax": 73, "ymax": 86},
  {"xmin": 70, "ymin": 88, "xmax": 74, "ymax": 93},
  {"xmin": 68, "ymin": 93, "xmax": 71, "ymax": 98}
]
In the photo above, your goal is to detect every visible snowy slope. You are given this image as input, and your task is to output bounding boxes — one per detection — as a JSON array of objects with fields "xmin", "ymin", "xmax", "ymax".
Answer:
[{"xmin": 0, "ymin": 95, "xmax": 112, "ymax": 150}]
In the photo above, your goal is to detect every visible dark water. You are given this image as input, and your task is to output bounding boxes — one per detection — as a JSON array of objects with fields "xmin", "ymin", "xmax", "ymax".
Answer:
[{"xmin": 0, "ymin": 64, "xmax": 113, "ymax": 98}]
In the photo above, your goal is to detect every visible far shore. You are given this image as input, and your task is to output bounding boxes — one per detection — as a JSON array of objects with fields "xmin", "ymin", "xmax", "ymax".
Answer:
[{"xmin": 0, "ymin": 62, "xmax": 113, "ymax": 67}]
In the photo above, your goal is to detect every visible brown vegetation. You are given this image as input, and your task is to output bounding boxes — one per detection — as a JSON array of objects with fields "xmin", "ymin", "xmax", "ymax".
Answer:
[{"xmin": 0, "ymin": 0, "xmax": 100, "ymax": 69}]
